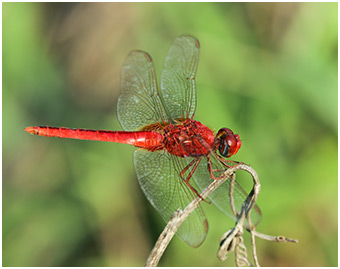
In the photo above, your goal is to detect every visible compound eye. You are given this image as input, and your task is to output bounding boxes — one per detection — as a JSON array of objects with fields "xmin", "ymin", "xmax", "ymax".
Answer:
[
  {"xmin": 217, "ymin": 128, "xmax": 241, "ymax": 158},
  {"xmin": 219, "ymin": 134, "xmax": 236, "ymax": 157},
  {"xmin": 218, "ymin": 138, "xmax": 229, "ymax": 157}
]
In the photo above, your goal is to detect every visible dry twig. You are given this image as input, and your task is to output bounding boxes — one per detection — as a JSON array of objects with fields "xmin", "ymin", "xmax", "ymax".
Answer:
[{"xmin": 145, "ymin": 163, "xmax": 298, "ymax": 267}]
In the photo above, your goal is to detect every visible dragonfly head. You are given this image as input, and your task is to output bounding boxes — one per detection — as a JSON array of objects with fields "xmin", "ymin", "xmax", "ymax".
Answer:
[{"xmin": 216, "ymin": 128, "xmax": 241, "ymax": 158}]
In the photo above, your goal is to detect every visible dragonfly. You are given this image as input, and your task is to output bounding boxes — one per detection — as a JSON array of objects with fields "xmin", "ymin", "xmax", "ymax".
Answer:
[{"xmin": 25, "ymin": 35, "xmax": 261, "ymax": 247}]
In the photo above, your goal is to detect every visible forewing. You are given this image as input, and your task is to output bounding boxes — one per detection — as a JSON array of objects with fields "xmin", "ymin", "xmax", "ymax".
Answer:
[
  {"xmin": 118, "ymin": 50, "xmax": 167, "ymax": 131},
  {"xmin": 134, "ymin": 149, "xmax": 208, "ymax": 247},
  {"xmin": 160, "ymin": 35, "xmax": 199, "ymax": 121},
  {"xmin": 190, "ymin": 154, "xmax": 262, "ymax": 227}
]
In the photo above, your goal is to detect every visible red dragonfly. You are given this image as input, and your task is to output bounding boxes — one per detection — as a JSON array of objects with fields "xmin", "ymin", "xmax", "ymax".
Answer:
[{"xmin": 25, "ymin": 35, "xmax": 261, "ymax": 247}]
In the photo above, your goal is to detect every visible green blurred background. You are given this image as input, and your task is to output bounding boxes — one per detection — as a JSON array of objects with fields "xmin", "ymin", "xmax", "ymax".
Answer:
[{"xmin": 3, "ymin": 2, "xmax": 337, "ymax": 267}]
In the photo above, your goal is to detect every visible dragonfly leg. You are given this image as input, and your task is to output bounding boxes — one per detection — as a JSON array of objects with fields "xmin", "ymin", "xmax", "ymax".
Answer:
[
  {"xmin": 207, "ymin": 154, "xmax": 244, "ymax": 180},
  {"xmin": 179, "ymin": 157, "xmax": 209, "ymax": 203},
  {"xmin": 207, "ymin": 155, "xmax": 221, "ymax": 180},
  {"xmin": 179, "ymin": 158, "xmax": 198, "ymax": 177},
  {"xmin": 215, "ymin": 154, "xmax": 242, "ymax": 168}
]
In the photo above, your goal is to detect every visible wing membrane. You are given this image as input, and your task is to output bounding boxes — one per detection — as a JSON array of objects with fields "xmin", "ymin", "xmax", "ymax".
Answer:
[
  {"xmin": 160, "ymin": 35, "xmax": 199, "ymax": 121},
  {"xmin": 118, "ymin": 50, "xmax": 167, "ymax": 131},
  {"xmin": 134, "ymin": 149, "xmax": 208, "ymax": 247}
]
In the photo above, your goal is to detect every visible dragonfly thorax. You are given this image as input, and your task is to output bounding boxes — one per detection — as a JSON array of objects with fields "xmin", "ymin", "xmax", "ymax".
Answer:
[{"xmin": 163, "ymin": 120, "xmax": 215, "ymax": 158}]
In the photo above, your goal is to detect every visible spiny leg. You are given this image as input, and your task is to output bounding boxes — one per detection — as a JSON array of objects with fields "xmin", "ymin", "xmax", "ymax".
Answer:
[
  {"xmin": 179, "ymin": 158, "xmax": 198, "ymax": 178},
  {"xmin": 179, "ymin": 157, "xmax": 209, "ymax": 203},
  {"xmin": 207, "ymin": 154, "xmax": 240, "ymax": 180},
  {"xmin": 206, "ymin": 155, "xmax": 239, "ymax": 216},
  {"xmin": 207, "ymin": 155, "xmax": 226, "ymax": 180},
  {"xmin": 215, "ymin": 154, "xmax": 242, "ymax": 169}
]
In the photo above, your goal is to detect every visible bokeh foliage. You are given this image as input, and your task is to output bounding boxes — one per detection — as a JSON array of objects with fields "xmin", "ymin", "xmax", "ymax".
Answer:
[{"xmin": 3, "ymin": 2, "xmax": 337, "ymax": 266}]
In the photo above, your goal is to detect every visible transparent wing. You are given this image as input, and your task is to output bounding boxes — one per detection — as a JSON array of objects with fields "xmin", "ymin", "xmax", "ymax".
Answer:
[
  {"xmin": 134, "ymin": 149, "xmax": 208, "ymax": 247},
  {"xmin": 160, "ymin": 35, "xmax": 199, "ymax": 121},
  {"xmin": 118, "ymin": 50, "xmax": 167, "ymax": 131},
  {"xmin": 190, "ymin": 153, "xmax": 262, "ymax": 227}
]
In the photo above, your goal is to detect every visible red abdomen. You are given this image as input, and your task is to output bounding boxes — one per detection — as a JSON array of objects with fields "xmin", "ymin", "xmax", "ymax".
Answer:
[
  {"xmin": 25, "ymin": 126, "xmax": 164, "ymax": 150},
  {"xmin": 163, "ymin": 120, "xmax": 215, "ymax": 157}
]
